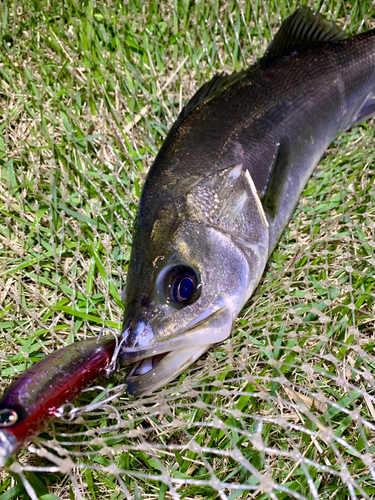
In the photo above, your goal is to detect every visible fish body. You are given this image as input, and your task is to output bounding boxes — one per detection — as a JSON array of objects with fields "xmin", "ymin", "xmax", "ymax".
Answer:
[
  {"xmin": 0, "ymin": 335, "xmax": 116, "ymax": 466},
  {"xmin": 120, "ymin": 8, "xmax": 375, "ymax": 396}
]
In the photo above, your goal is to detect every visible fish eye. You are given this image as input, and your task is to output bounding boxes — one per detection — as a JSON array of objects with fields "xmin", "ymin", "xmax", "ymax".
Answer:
[
  {"xmin": 159, "ymin": 265, "xmax": 201, "ymax": 306},
  {"xmin": 0, "ymin": 409, "xmax": 18, "ymax": 427},
  {"xmin": 174, "ymin": 276, "xmax": 195, "ymax": 301}
]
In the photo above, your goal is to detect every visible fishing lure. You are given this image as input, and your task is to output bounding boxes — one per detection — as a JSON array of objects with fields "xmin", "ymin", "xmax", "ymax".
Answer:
[{"xmin": 0, "ymin": 334, "xmax": 121, "ymax": 466}]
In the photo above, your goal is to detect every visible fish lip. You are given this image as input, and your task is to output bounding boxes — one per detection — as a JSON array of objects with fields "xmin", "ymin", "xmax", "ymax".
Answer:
[
  {"xmin": 0, "ymin": 430, "xmax": 17, "ymax": 467},
  {"xmin": 120, "ymin": 305, "xmax": 234, "ymax": 395},
  {"xmin": 120, "ymin": 304, "xmax": 233, "ymax": 364},
  {"xmin": 120, "ymin": 344, "xmax": 172, "ymax": 363}
]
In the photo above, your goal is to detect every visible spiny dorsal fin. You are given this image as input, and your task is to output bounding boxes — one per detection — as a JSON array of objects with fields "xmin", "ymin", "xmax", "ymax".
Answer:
[
  {"xmin": 174, "ymin": 71, "xmax": 244, "ymax": 127},
  {"xmin": 265, "ymin": 7, "xmax": 346, "ymax": 59}
]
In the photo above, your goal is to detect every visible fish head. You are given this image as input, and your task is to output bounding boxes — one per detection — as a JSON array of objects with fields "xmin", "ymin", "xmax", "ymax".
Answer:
[{"xmin": 120, "ymin": 164, "xmax": 270, "ymax": 396}]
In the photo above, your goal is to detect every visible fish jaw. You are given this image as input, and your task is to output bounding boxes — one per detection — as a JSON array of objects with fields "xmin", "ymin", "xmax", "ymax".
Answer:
[
  {"xmin": 0, "ymin": 430, "xmax": 17, "ymax": 467},
  {"xmin": 125, "ymin": 345, "xmax": 211, "ymax": 396},
  {"xmin": 120, "ymin": 303, "xmax": 235, "ymax": 395}
]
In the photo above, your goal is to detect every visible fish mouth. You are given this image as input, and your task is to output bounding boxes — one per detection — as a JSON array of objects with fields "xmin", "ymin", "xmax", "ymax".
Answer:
[
  {"xmin": 124, "ymin": 345, "xmax": 211, "ymax": 396},
  {"xmin": 120, "ymin": 304, "xmax": 234, "ymax": 396},
  {"xmin": 128, "ymin": 352, "xmax": 170, "ymax": 378}
]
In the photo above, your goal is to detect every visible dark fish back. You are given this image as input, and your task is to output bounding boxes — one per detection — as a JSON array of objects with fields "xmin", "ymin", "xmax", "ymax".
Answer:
[{"xmin": 141, "ymin": 28, "xmax": 375, "ymax": 251}]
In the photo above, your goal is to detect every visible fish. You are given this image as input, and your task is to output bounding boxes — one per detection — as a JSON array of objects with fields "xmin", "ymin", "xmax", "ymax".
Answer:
[
  {"xmin": 0, "ymin": 335, "xmax": 118, "ymax": 466},
  {"xmin": 119, "ymin": 6, "xmax": 375, "ymax": 396}
]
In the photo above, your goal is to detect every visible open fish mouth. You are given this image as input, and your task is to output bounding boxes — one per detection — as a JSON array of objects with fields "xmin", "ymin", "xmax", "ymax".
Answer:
[
  {"xmin": 129, "ymin": 352, "xmax": 169, "ymax": 377},
  {"xmin": 123, "ymin": 345, "xmax": 211, "ymax": 396},
  {"xmin": 120, "ymin": 304, "xmax": 234, "ymax": 396}
]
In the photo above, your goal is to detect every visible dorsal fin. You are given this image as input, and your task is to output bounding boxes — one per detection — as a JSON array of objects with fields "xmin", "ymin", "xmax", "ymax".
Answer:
[
  {"xmin": 174, "ymin": 71, "xmax": 243, "ymax": 127},
  {"xmin": 265, "ymin": 7, "xmax": 346, "ymax": 59}
]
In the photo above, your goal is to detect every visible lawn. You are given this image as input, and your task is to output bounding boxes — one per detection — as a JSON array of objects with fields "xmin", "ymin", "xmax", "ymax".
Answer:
[{"xmin": 0, "ymin": 1, "xmax": 375, "ymax": 499}]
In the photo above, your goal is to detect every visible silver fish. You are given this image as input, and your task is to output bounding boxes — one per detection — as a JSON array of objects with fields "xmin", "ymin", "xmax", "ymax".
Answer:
[{"xmin": 120, "ymin": 8, "xmax": 375, "ymax": 395}]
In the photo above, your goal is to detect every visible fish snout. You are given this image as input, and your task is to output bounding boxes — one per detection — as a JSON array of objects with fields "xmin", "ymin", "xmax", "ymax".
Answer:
[
  {"xmin": 121, "ymin": 319, "xmax": 155, "ymax": 350},
  {"xmin": 119, "ymin": 319, "xmax": 172, "ymax": 390}
]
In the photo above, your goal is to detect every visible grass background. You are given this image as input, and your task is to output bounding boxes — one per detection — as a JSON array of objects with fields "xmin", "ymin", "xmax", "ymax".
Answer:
[{"xmin": 0, "ymin": 0, "xmax": 374, "ymax": 499}]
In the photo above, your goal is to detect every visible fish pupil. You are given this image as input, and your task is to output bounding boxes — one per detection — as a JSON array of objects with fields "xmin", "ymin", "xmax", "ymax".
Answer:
[
  {"xmin": 160, "ymin": 264, "xmax": 200, "ymax": 305},
  {"xmin": 0, "ymin": 408, "xmax": 18, "ymax": 427},
  {"xmin": 178, "ymin": 277, "xmax": 194, "ymax": 301}
]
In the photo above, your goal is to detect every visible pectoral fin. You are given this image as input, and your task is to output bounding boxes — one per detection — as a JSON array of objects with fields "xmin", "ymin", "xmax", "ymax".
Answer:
[
  {"xmin": 351, "ymin": 93, "xmax": 375, "ymax": 127},
  {"xmin": 262, "ymin": 139, "xmax": 293, "ymax": 218}
]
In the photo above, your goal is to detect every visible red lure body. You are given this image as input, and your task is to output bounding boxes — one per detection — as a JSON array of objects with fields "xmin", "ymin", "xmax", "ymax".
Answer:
[{"xmin": 0, "ymin": 336, "xmax": 116, "ymax": 465}]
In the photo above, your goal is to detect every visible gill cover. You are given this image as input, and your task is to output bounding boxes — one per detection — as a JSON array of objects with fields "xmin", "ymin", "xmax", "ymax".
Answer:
[{"xmin": 120, "ymin": 164, "xmax": 270, "ymax": 395}]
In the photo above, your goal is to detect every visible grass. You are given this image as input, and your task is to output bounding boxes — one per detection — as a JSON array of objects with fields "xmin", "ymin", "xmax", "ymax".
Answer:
[{"xmin": 0, "ymin": 0, "xmax": 375, "ymax": 499}]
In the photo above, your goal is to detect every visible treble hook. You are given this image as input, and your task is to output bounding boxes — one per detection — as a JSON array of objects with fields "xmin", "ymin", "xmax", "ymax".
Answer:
[{"xmin": 96, "ymin": 326, "xmax": 128, "ymax": 377}]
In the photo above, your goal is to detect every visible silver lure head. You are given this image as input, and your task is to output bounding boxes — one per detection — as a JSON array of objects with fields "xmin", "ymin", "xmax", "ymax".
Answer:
[
  {"xmin": 0, "ymin": 429, "xmax": 17, "ymax": 467},
  {"xmin": 120, "ymin": 164, "xmax": 269, "ymax": 396}
]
